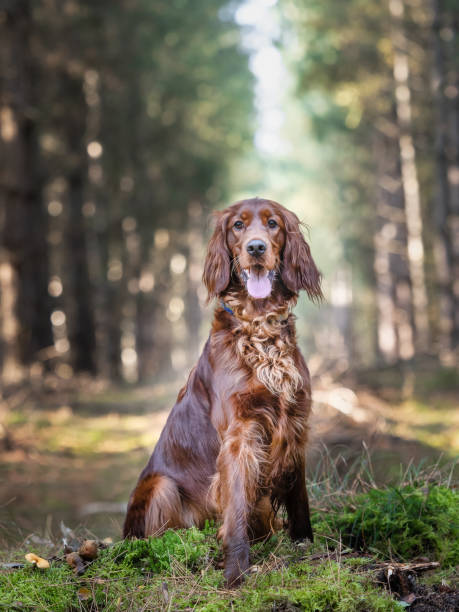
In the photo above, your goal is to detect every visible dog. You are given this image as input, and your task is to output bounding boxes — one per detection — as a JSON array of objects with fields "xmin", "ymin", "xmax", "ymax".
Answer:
[{"xmin": 123, "ymin": 197, "xmax": 322, "ymax": 586}]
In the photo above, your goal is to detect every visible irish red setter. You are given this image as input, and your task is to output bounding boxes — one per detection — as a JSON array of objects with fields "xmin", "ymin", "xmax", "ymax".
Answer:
[{"xmin": 123, "ymin": 197, "xmax": 322, "ymax": 586}]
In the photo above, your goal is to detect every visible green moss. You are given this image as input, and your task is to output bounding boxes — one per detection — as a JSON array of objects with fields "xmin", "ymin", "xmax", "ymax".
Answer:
[
  {"xmin": 233, "ymin": 561, "xmax": 397, "ymax": 612},
  {"xmin": 0, "ymin": 531, "xmax": 397, "ymax": 612},
  {"xmin": 0, "ymin": 563, "xmax": 75, "ymax": 611},
  {"xmin": 313, "ymin": 484, "xmax": 459, "ymax": 566},
  {"xmin": 105, "ymin": 522, "xmax": 220, "ymax": 573}
]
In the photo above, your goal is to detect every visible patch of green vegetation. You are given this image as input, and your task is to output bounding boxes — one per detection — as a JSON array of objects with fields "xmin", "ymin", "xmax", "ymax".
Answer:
[
  {"xmin": 5, "ymin": 410, "xmax": 28, "ymax": 426},
  {"xmin": 0, "ymin": 563, "xmax": 75, "ymax": 611},
  {"xmin": 234, "ymin": 561, "xmax": 398, "ymax": 612},
  {"xmin": 419, "ymin": 565, "xmax": 458, "ymax": 589},
  {"xmin": 0, "ymin": 529, "xmax": 398, "ymax": 612},
  {"xmin": 106, "ymin": 522, "xmax": 220, "ymax": 573},
  {"xmin": 75, "ymin": 383, "xmax": 179, "ymax": 414},
  {"xmin": 313, "ymin": 484, "xmax": 459, "ymax": 566},
  {"xmin": 418, "ymin": 367, "xmax": 459, "ymax": 393}
]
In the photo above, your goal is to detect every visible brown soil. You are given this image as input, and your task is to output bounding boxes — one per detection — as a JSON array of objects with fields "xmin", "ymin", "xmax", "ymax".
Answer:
[
  {"xmin": 409, "ymin": 584, "xmax": 459, "ymax": 612},
  {"xmin": 376, "ymin": 563, "xmax": 459, "ymax": 612}
]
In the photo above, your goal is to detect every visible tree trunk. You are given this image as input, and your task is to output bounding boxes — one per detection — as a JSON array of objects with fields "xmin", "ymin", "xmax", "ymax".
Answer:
[
  {"xmin": 106, "ymin": 218, "xmax": 124, "ymax": 381},
  {"xmin": 389, "ymin": 0, "xmax": 430, "ymax": 354},
  {"xmin": 430, "ymin": 0, "xmax": 458, "ymax": 359},
  {"xmin": 65, "ymin": 171, "xmax": 97, "ymax": 374},
  {"xmin": 0, "ymin": 0, "xmax": 53, "ymax": 369},
  {"xmin": 184, "ymin": 202, "xmax": 205, "ymax": 366},
  {"xmin": 441, "ymin": 1, "xmax": 459, "ymax": 352},
  {"xmin": 0, "ymin": 255, "xmax": 21, "ymax": 383},
  {"xmin": 135, "ymin": 233, "xmax": 173, "ymax": 383},
  {"xmin": 372, "ymin": 124, "xmax": 415, "ymax": 362}
]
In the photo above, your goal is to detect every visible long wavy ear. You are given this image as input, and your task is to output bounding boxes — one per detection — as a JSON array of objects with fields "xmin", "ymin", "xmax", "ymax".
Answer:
[
  {"xmin": 202, "ymin": 212, "xmax": 231, "ymax": 301},
  {"xmin": 280, "ymin": 209, "xmax": 323, "ymax": 301}
]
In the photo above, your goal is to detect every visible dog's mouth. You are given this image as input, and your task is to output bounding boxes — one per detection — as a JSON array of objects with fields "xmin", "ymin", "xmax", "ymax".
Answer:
[{"xmin": 241, "ymin": 266, "xmax": 275, "ymax": 299}]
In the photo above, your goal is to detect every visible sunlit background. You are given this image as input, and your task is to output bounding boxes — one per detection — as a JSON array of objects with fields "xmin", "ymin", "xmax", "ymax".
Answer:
[{"xmin": 0, "ymin": 0, "xmax": 458, "ymax": 542}]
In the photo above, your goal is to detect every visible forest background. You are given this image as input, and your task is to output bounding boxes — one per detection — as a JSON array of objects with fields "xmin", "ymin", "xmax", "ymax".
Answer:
[{"xmin": 0, "ymin": 0, "xmax": 458, "ymax": 542}]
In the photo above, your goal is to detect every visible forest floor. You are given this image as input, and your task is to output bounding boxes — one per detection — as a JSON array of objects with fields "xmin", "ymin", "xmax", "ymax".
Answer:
[{"xmin": 0, "ymin": 365, "xmax": 457, "ymax": 610}]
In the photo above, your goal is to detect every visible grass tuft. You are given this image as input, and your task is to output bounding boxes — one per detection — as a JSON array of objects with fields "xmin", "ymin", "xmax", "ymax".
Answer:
[{"xmin": 313, "ymin": 484, "xmax": 459, "ymax": 566}]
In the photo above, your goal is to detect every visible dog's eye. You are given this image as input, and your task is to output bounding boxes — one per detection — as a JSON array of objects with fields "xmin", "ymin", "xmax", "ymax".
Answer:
[
  {"xmin": 267, "ymin": 219, "xmax": 277, "ymax": 229},
  {"xmin": 233, "ymin": 220, "xmax": 244, "ymax": 230}
]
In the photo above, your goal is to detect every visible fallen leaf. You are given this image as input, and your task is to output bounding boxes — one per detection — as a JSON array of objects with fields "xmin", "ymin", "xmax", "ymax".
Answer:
[
  {"xmin": 25, "ymin": 553, "xmax": 50, "ymax": 569},
  {"xmin": 401, "ymin": 593, "xmax": 416, "ymax": 605},
  {"xmin": 77, "ymin": 587, "xmax": 92, "ymax": 601},
  {"xmin": 161, "ymin": 582, "xmax": 169, "ymax": 604}
]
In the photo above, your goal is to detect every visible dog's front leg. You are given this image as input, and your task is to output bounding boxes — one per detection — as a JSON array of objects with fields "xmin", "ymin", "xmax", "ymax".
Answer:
[{"xmin": 214, "ymin": 421, "xmax": 264, "ymax": 587}]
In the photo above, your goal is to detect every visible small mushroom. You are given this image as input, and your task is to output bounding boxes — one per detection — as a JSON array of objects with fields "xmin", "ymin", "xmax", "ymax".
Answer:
[
  {"xmin": 25, "ymin": 553, "xmax": 50, "ymax": 569},
  {"xmin": 78, "ymin": 540, "xmax": 98, "ymax": 561},
  {"xmin": 65, "ymin": 552, "xmax": 86, "ymax": 575}
]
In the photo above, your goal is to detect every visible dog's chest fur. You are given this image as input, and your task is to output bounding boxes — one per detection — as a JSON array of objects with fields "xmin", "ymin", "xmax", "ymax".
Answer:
[
  {"xmin": 228, "ymin": 310, "xmax": 309, "ymax": 475},
  {"xmin": 233, "ymin": 311, "xmax": 303, "ymax": 403}
]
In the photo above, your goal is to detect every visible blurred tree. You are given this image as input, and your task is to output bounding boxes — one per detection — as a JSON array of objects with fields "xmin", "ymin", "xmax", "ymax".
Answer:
[
  {"xmin": 0, "ymin": 0, "xmax": 53, "ymax": 374},
  {"xmin": 0, "ymin": 0, "xmax": 254, "ymax": 384},
  {"xmin": 281, "ymin": 0, "xmax": 458, "ymax": 364},
  {"xmin": 389, "ymin": 0, "xmax": 429, "ymax": 353},
  {"xmin": 430, "ymin": 0, "xmax": 459, "ymax": 357}
]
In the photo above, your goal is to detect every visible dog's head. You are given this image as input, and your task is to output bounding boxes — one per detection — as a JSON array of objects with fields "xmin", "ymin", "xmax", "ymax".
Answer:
[{"xmin": 203, "ymin": 198, "xmax": 322, "ymax": 302}]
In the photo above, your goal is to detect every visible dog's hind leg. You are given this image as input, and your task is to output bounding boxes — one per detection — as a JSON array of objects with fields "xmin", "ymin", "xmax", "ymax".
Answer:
[
  {"xmin": 123, "ymin": 473, "xmax": 194, "ymax": 538},
  {"xmin": 283, "ymin": 461, "xmax": 313, "ymax": 543},
  {"xmin": 248, "ymin": 495, "xmax": 281, "ymax": 542}
]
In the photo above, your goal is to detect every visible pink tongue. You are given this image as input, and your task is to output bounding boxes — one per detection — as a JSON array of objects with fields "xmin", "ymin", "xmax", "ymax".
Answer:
[{"xmin": 247, "ymin": 274, "xmax": 272, "ymax": 299}]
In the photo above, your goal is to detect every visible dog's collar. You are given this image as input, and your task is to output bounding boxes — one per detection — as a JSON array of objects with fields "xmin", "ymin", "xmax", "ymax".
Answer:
[
  {"xmin": 220, "ymin": 300, "xmax": 290, "ymax": 322},
  {"xmin": 221, "ymin": 300, "xmax": 235, "ymax": 315}
]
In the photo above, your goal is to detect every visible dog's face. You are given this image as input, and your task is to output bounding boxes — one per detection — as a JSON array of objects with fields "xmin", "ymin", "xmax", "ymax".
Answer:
[
  {"xmin": 203, "ymin": 198, "xmax": 322, "ymax": 302},
  {"xmin": 225, "ymin": 200, "xmax": 285, "ymax": 299}
]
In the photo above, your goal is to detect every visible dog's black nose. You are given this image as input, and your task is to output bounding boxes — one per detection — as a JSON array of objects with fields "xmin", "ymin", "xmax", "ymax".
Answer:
[{"xmin": 246, "ymin": 239, "xmax": 266, "ymax": 257}]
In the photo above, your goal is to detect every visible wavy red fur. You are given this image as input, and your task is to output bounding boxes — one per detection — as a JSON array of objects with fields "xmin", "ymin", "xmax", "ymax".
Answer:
[{"xmin": 123, "ymin": 198, "xmax": 322, "ymax": 586}]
